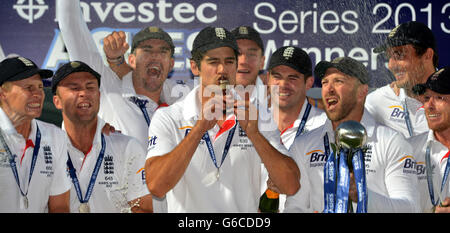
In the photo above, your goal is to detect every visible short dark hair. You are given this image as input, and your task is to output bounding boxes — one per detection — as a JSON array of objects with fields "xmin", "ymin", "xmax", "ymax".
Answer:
[{"xmin": 412, "ymin": 44, "xmax": 439, "ymax": 69}]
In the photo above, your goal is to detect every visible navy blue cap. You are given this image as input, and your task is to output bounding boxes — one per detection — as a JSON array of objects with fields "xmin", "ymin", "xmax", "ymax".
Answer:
[
  {"xmin": 0, "ymin": 56, "xmax": 53, "ymax": 85},
  {"xmin": 413, "ymin": 67, "xmax": 450, "ymax": 95},
  {"xmin": 191, "ymin": 27, "xmax": 239, "ymax": 56},
  {"xmin": 314, "ymin": 57, "xmax": 369, "ymax": 84},
  {"xmin": 52, "ymin": 61, "xmax": 101, "ymax": 94},
  {"xmin": 374, "ymin": 21, "xmax": 436, "ymax": 53},
  {"xmin": 231, "ymin": 26, "xmax": 264, "ymax": 52}
]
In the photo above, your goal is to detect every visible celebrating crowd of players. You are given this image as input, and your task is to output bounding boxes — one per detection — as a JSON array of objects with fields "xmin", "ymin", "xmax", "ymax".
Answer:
[{"xmin": 0, "ymin": 0, "xmax": 449, "ymax": 213}]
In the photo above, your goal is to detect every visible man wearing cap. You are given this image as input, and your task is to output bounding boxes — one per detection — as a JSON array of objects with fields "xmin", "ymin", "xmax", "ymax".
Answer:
[
  {"xmin": 0, "ymin": 56, "xmax": 71, "ymax": 212},
  {"xmin": 284, "ymin": 57, "xmax": 419, "ymax": 213},
  {"xmin": 367, "ymin": 21, "xmax": 438, "ymax": 138},
  {"xmin": 260, "ymin": 46, "xmax": 327, "ymax": 212},
  {"xmin": 52, "ymin": 61, "xmax": 152, "ymax": 213},
  {"xmin": 57, "ymin": 0, "xmax": 177, "ymax": 149},
  {"xmin": 408, "ymin": 67, "xmax": 450, "ymax": 213},
  {"xmin": 145, "ymin": 27, "xmax": 300, "ymax": 212}
]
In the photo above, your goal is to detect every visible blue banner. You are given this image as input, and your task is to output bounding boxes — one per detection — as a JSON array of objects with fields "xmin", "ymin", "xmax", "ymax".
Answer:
[{"xmin": 1, "ymin": 0, "xmax": 450, "ymax": 88}]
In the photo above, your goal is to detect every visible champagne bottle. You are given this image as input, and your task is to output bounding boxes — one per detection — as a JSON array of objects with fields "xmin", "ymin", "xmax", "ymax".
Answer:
[{"xmin": 258, "ymin": 189, "xmax": 279, "ymax": 213}]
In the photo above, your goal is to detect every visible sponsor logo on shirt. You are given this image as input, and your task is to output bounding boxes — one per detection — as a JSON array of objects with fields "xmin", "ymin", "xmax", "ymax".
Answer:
[
  {"xmin": 388, "ymin": 105, "xmax": 406, "ymax": 122},
  {"xmin": 399, "ymin": 155, "xmax": 417, "ymax": 175},
  {"xmin": 306, "ymin": 149, "xmax": 328, "ymax": 168}
]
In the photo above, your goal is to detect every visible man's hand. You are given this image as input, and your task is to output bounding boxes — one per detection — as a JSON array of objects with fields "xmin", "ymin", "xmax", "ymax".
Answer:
[
  {"xmin": 348, "ymin": 172, "xmax": 358, "ymax": 203},
  {"xmin": 234, "ymin": 93, "xmax": 259, "ymax": 137},
  {"xmin": 435, "ymin": 197, "xmax": 450, "ymax": 213},
  {"xmin": 103, "ymin": 31, "xmax": 129, "ymax": 60},
  {"xmin": 101, "ymin": 123, "xmax": 120, "ymax": 135}
]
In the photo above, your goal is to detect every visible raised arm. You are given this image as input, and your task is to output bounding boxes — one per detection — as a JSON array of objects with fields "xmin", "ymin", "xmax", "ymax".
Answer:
[{"xmin": 103, "ymin": 31, "xmax": 133, "ymax": 79}]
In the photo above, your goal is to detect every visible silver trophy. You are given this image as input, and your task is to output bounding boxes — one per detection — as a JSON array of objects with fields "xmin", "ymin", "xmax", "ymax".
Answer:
[
  {"xmin": 335, "ymin": 120, "xmax": 367, "ymax": 169},
  {"xmin": 335, "ymin": 120, "xmax": 368, "ymax": 213}
]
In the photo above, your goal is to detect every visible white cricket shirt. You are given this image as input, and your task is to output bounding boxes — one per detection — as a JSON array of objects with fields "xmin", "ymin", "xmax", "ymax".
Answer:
[
  {"xmin": 0, "ymin": 108, "xmax": 71, "ymax": 213},
  {"xmin": 409, "ymin": 131, "xmax": 450, "ymax": 213},
  {"xmin": 146, "ymin": 86, "xmax": 288, "ymax": 212},
  {"xmin": 260, "ymin": 99, "xmax": 326, "ymax": 212},
  {"xmin": 284, "ymin": 110, "xmax": 420, "ymax": 213},
  {"xmin": 57, "ymin": 0, "xmax": 186, "ymax": 148},
  {"xmin": 63, "ymin": 118, "xmax": 149, "ymax": 213},
  {"xmin": 365, "ymin": 85, "xmax": 428, "ymax": 138}
]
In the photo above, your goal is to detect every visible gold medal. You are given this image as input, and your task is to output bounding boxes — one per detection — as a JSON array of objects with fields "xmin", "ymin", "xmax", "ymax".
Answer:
[{"xmin": 79, "ymin": 203, "xmax": 90, "ymax": 213}]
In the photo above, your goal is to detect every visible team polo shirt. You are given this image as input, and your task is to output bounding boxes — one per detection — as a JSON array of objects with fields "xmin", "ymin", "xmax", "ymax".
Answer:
[
  {"xmin": 58, "ymin": 0, "xmax": 185, "ymax": 148},
  {"xmin": 365, "ymin": 85, "xmax": 428, "ymax": 138},
  {"xmin": 259, "ymin": 98, "xmax": 326, "ymax": 212},
  {"xmin": 409, "ymin": 131, "xmax": 450, "ymax": 213},
  {"xmin": 279, "ymin": 99, "xmax": 327, "ymax": 150},
  {"xmin": 0, "ymin": 108, "xmax": 71, "ymax": 213},
  {"xmin": 146, "ymin": 86, "xmax": 288, "ymax": 212},
  {"xmin": 63, "ymin": 118, "xmax": 149, "ymax": 213},
  {"xmin": 284, "ymin": 110, "xmax": 420, "ymax": 213}
]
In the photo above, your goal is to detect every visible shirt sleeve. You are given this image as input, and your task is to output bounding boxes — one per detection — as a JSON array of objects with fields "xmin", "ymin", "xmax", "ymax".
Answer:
[
  {"xmin": 368, "ymin": 131, "xmax": 420, "ymax": 213},
  {"xmin": 146, "ymin": 109, "xmax": 178, "ymax": 160},
  {"xmin": 49, "ymin": 130, "xmax": 71, "ymax": 196},
  {"xmin": 56, "ymin": 0, "xmax": 122, "ymax": 94}
]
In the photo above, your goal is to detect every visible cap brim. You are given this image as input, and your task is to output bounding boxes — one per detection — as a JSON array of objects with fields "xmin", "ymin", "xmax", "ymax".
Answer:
[
  {"xmin": 374, "ymin": 38, "xmax": 417, "ymax": 53},
  {"xmin": 7, "ymin": 68, "xmax": 53, "ymax": 82},
  {"xmin": 269, "ymin": 61, "xmax": 310, "ymax": 76},
  {"xmin": 193, "ymin": 41, "xmax": 239, "ymax": 55}
]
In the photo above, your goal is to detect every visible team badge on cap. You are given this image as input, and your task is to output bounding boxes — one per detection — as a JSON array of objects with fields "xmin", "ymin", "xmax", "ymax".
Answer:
[
  {"xmin": 215, "ymin": 28, "xmax": 226, "ymax": 40},
  {"xmin": 388, "ymin": 24, "xmax": 401, "ymax": 38},
  {"xmin": 149, "ymin": 26, "xmax": 159, "ymax": 32},
  {"xmin": 238, "ymin": 26, "xmax": 249, "ymax": 35},
  {"xmin": 283, "ymin": 47, "xmax": 295, "ymax": 60},
  {"xmin": 17, "ymin": 57, "xmax": 34, "ymax": 67},
  {"xmin": 70, "ymin": 61, "xmax": 81, "ymax": 68}
]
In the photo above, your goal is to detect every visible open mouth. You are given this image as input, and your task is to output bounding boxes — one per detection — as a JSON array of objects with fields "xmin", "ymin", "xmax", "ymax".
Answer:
[
  {"xmin": 26, "ymin": 102, "xmax": 41, "ymax": 111},
  {"xmin": 237, "ymin": 69, "xmax": 250, "ymax": 74},
  {"xmin": 147, "ymin": 64, "xmax": 162, "ymax": 78},
  {"xmin": 77, "ymin": 102, "xmax": 92, "ymax": 110},
  {"xmin": 325, "ymin": 97, "xmax": 339, "ymax": 110}
]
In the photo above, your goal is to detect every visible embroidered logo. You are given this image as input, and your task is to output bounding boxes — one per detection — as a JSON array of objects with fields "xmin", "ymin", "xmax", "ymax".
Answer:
[
  {"xmin": 215, "ymin": 28, "xmax": 226, "ymax": 40},
  {"xmin": 104, "ymin": 154, "xmax": 114, "ymax": 175},
  {"xmin": 283, "ymin": 47, "xmax": 295, "ymax": 60},
  {"xmin": 18, "ymin": 56, "xmax": 34, "ymax": 66},
  {"xmin": 43, "ymin": 145, "xmax": 52, "ymax": 164},
  {"xmin": 238, "ymin": 26, "xmax": 248, "ymax": 35}
]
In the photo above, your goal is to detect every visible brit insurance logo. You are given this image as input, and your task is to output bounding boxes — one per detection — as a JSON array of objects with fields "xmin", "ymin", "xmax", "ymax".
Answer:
[{"xmin": 13, "ymin": 0, "xmax": 49, "ymax": 24}]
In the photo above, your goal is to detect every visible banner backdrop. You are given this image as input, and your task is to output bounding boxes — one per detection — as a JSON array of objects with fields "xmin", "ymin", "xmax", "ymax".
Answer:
[{"xmin": 1, "ymin": 0, "xmax": 450, "ymax": 89}]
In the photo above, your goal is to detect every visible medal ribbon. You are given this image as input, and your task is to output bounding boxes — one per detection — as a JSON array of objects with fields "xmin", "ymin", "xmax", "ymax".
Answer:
[
  {"xmin": 294, "ymin": 103, "xmax": 312, "ymax": 138},
  {"xmin": 425, "ymin": 142, "xmax": 450, "ymax": 207},
  {"xmin": 129, "ymin": 97, "xmax": 151, "ymax": 126},
  {"xmin": 0, "ymin": 126, "xmax": 41, "ymax": 200},
  {"xmin": 202, "ymin": 121, "xmax": 237, "ymax": 171},
  {"xmin": 67, "ymin": 134, "xmax": 106, "ymax": 204}
]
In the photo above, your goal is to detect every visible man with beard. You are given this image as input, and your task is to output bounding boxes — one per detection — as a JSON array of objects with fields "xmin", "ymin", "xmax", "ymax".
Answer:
[
  {"xmin": 57, "ymin": 0, "xmax": 176, "ymax": 149},
  {"xmin": 408, "ymin": 67, "xmax": 450, "ymax": 213},
  {"xmin": 144, "ymin": 27, "xmax": 300, "ymax": 212},
  {"xmin": 366, "ymin": 21, "xmax": 438, "ymax": 138},
  {"xmin": 52, "ymin": 61, "xmax": 152, "ymax": 213},
  {"xmin": 284, "ymin": 57, "xmax": 419, "ymax": 213},
  {"xmin": 0, "ymin": 57, "xmax": 70, "ymax": 212}
]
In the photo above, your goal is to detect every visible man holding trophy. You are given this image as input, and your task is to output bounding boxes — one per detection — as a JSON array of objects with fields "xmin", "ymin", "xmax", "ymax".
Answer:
[{"xmin": 284, "ymin": 57, "xmax": 420, "ymax": 213}]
